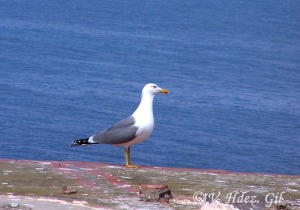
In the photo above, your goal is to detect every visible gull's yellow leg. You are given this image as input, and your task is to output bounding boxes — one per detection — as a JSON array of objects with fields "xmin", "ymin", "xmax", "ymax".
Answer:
[{"xmin": 124, "ymin": 147, "xmax": 140, "ymax": 168}]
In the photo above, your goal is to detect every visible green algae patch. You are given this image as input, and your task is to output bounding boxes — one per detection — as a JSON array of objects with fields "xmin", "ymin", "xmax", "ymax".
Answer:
[
  {"xmin": 0, "ymin": 161, "xmax": 128, "ymax": 209},
  {"xmin": 0, "ymin": 161, "xmax": 113, "ymax": 209},
  {"xmin": 0, "ymin": 162, "xmax": 76, "ymax": 197}
]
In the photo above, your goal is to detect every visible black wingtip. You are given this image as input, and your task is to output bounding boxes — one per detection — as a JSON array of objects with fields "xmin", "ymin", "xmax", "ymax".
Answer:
[
  {"xmin": 70, "ymin": 138, "xmax": 90, "ymax": 147},
  {"xmin": 70, "ymin": 143, "xmax": 76, "ymax": 147},
  {"xmin": 70, "ymin": 140, "xmax": 81, "ymax": 147}
]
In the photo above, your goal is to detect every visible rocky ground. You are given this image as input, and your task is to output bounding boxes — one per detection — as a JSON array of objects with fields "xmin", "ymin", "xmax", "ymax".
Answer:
[{"xmin": 0, "ymin": 159, "xmax": 299, "ymax": 210}]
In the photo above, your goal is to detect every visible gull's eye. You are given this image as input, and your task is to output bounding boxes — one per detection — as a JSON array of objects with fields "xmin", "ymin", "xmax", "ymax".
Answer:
[{"xmin": 152, "ymin": 85, "xmax": 157, "ymax": 88}]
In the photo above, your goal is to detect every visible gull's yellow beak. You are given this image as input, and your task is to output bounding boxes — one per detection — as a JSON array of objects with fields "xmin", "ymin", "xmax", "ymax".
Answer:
[{"xmin": 159, "ymin": 89, "xmax": 169, "ymax": 94}]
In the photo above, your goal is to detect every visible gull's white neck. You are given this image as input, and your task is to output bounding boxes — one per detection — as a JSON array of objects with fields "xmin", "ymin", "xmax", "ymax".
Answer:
[
  {"xmin": 132, "ymin": 93, "xmax": 154, "ymax": 119},
  {"xmin": 121, "ymin": 91, "xmax": 155, "ymax": 147}
]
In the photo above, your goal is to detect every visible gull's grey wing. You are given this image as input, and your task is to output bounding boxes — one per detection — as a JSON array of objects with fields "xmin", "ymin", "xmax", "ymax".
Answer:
[{"xmin": 92, "ymin": 116, "xmax": 138, "ymax": 145}]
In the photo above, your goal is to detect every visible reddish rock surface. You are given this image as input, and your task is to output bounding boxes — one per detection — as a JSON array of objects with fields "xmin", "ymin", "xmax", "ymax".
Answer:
[{"xmin": 0, "ymin": 159, "xmax": 299, "ymax": 209}]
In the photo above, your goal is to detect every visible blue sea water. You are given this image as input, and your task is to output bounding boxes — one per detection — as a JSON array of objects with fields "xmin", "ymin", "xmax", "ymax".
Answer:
[{"xmin": 0, "ymin": 1, "xmax": 299, "ymax": 175}]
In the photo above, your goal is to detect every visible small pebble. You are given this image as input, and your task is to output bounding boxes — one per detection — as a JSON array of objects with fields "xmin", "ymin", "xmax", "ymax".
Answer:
[
  {"xmin": 10, "ymin": 202, "xmax": 19, "ymax": 208},
  {"xmin": 35, "ymin": 167, "xmax": 45, "ymax": 171}
]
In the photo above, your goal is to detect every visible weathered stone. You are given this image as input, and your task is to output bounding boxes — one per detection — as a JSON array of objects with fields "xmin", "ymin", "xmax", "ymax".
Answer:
[
  {"xmin": 60, "ymin": 186, "xmax": 77, "ymax": 194},
  {"xmin": 0, "ymin": 159, "xmax": 299, "ymax": 209},
  {"xmin": 0, "ymin": 203, "xmax": 31, "ymax": 210},
  {"xmin": 139, "ymin": 184, "xmax": 173, "ymax": 203}
]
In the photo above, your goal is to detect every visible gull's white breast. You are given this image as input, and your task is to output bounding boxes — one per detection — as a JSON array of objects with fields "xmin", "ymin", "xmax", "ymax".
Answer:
[{"xmin": 119, "ymin": 114, "xmax": 154, "ymax": 147}]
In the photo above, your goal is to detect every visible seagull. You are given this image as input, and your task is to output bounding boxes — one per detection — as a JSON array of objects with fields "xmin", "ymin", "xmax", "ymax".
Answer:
[{"xmin": 71, "ymin": 83, "xmax": 169, "ymax": 168}]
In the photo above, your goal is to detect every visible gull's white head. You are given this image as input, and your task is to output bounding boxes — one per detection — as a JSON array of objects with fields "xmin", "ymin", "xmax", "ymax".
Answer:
[{"xmin": 142, "ymin": 83, "xmax": 169, "ymax": 95}]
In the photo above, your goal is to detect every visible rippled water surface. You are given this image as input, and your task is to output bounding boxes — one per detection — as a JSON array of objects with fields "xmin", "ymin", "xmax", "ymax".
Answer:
[{"xmin": 1, "ymin": 1, "xmax": 299, "ymax": 174}]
